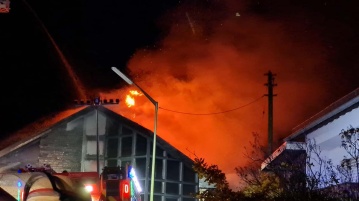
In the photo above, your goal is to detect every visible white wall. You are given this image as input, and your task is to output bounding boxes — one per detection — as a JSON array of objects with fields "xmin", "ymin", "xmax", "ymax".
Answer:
[{"xmin": 306, "ymin": 107, "xmax": 359, "ymax": 185}]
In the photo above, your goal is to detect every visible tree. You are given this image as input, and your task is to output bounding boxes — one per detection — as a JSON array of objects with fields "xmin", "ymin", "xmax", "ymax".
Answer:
[
  {"xmin": 235, "ymin": 133, "xmax": 338, "ymax": 201},
  {"xmin": 192, "ymin": 157, "xmax": 243, "ymax": 201},
  {"xmin": 339, "ymin": 125, "xmax": 359, "ymax": 199}
]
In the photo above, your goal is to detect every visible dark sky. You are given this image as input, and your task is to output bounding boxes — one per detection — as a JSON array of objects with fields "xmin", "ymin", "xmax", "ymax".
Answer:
[
  {"xmin": 1, "ymin": 0, "xmax": 359, "ymax": 188},
  {"xmin": 0, "ymin": 0, "xmax": 180, "ymax": 136}
]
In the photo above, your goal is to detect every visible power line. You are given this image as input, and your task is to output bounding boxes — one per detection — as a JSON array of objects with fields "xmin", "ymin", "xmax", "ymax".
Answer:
[{"xmin": 159, "ymin": 95, "xmax": 265, "ymax": 115}]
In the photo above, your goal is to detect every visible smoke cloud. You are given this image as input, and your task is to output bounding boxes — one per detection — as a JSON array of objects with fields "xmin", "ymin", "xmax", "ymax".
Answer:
[{"xmin": 100, "ymin": 0, "xmax": 358, "ymax": 189}]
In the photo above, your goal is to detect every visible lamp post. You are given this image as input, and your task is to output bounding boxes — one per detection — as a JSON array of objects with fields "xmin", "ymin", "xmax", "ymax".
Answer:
[{"xmin": 111, "ymin": 67, "xmax": 158, "ymax": 201}]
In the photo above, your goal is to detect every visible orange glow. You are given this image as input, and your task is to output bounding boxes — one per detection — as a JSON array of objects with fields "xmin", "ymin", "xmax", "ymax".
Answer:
[{"xmin": 101, "ymin": 1, "xmax": 344, "ymax": 190}]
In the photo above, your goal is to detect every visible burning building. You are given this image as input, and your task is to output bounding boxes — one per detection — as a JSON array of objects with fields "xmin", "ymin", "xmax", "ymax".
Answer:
[{"xmin": 0, "ymin": 101, "xmax": 199, "ymax": 201}]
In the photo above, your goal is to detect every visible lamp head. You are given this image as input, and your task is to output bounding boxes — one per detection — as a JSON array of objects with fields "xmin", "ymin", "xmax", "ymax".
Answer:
[{"xmin": 111, "ymin": 67, "xmax": 133, "ymax": 85}]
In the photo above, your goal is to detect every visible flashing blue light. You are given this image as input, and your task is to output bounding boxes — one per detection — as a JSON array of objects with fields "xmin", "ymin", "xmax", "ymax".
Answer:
[
  {"xmin": 128, "ymin": 165, "xmax": 133, "ymax": 178},
  {"xmin": 128, "ymin": 166, "xmax": 142, "ymax": 192},
  {"xmin": 94, "ymin": 97, "xmax": 100, "ymax": 105},
  {"xmin": 17, "ymin": 181, "xmax": 22, "ymax": 188}
]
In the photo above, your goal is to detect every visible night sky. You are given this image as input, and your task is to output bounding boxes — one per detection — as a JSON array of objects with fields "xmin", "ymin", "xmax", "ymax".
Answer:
[{"xmin": 1, "ymin": 0, "xmax": 359, "ymax": 189}]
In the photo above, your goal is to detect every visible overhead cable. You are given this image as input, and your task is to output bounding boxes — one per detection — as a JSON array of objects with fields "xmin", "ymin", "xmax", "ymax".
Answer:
[{"xmin": 159, "ymin": 95, "xmax": 265, "ymax": 115}]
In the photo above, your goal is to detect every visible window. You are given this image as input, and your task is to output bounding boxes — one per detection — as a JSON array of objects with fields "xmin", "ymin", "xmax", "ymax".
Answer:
[
  {"xmin": 167, "ymin": 160, "xmax": 180, "ymax": 180},
  {"xmin": 149, "ymin": 158, "xmax": 164, "ymax": 179},
  {"xmin": 150, "ymin": 144, "xmax": 164, "ymax": 157},
  {"xmin": 107, "ymin": 138, "xmax": 118, "ymax": 157},
  {"xmin": 121, "ymin": 137, "xmax": 132, "ymax": 157},
  {"xmin": 153, "ymin": 195, "xmax": 162, "ymax": 201},
  {"xmin": 107, "ymin": 121, "xmax": 119, "ymax": 136},
  {"xmin": 155, "ymin": 159, "xmax": 163, "ymax": 179},
  {"xmin": 120, "ymin": 159, "xmax": 132, "ymax": 167},
  {"xmin": 136, "ymin": 134, "xmax": 147, "ymax": 156},
  {"xmin": 107, "ymin": 159, "xmax": 117, "ymax": 167},
  {"xmin": 135, "ymin": 158, "xmax": 146, "ymax": 179},
  {"xmin": 122, "ymin": 126, "xmax": 133, "ymax": 135},
  {"xmin": 154, "ymin": 181, "xmax": 162, "ymax": 193},
  {"xmin": 183, "ymin": 165, "xmax": 196, "ymax": 182},
  {"xmin": 166, "ymin": 182, "xmax": 179, "ymax": 194},
  {"xmin": 156, "ymin": 146, "xmax": 164, "ymax": 157},
  {"xmin": 183, "ymin": 184, "xmax": 196, "ymax": 195}
]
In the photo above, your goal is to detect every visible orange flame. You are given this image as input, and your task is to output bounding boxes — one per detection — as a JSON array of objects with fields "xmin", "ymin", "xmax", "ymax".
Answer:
[
  {"xmin": 125, "ymin": 90, "xmax": 143, "ymax": 107},
  {"xmin": 126, "ymin": 95, "xmax": 135, "ymax": 107}
]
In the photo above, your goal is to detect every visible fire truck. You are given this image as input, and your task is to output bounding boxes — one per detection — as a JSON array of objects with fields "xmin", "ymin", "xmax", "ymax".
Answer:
[
  {"xmin": 0, "ymin": 164, "xmax": 142, "ymax": 201},
  {"xmin": 98, "ymin": 166, "xmax": 141, "ymax": 201}
]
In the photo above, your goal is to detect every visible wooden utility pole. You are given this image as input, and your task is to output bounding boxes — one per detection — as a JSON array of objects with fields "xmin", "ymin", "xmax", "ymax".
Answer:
[{"xmin": 264, "ymin": 71, "xmax": 277, "ymax": 156}]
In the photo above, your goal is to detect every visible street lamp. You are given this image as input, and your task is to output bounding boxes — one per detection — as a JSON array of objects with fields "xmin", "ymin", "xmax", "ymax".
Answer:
[{"xmin": 111, "ymin": 67, "xmax": 158, "ymax": 201}]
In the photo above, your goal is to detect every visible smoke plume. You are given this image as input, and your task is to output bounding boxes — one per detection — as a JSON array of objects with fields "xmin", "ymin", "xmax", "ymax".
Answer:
[{"xmin": 101, "ymin": 0, "xmax": 358, "ymax": 189}]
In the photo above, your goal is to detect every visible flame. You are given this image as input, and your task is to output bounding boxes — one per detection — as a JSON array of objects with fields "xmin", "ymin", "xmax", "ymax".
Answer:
[
  {"xmin": 126, "ymin": 95, "xmax": 135, "ymax": 107},
  {"xmin": 125, "ymin": 90, "xmax": 143, "ymax": 107},
  {"xmin": 130, "ymin": 90, "xmax": 142, "ymax": 96}
]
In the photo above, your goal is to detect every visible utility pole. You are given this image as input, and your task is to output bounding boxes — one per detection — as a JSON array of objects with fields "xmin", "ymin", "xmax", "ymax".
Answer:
[{"xmin": 264, "ymin": 71, "xmax": 277, "ymax": 156}]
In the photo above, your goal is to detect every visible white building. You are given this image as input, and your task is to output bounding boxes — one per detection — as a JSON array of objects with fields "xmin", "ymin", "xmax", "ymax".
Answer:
[{"xmin": 262, "ymin": 87, "xmax": 359, "ymax": 190}]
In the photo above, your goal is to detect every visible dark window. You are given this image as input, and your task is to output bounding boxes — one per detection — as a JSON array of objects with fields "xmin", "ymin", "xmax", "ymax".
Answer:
[
  {"xmin": 120, "ymin": 159, "xmax": 132, "ymax": 168},
  {"xmin": 121, "ymin": 137, "xmax": 132, "ymax": 157},
  {"xmin": 107, "ymin": 159, "xmax": 117, "ymax": 167},
  {"xmin": 156, "ymin": 146, "xmax": 164, "ymax": 157},
  {"xmin": 155, "ymin": 159, "xmax": 163, "ymax": 179},
  {"xmin": 166, "ymin": 182, "xmax": 179, "ymax": 194},
  {"xmin": 149, "ymin": 158, "xmax": 163, "ymax": 179},
  {"xmin": 122, "ymin": 126, "xmax": 133, "ymax": 135},
  {"xmin": 154, "ymin": 181, "xmax": 162, "ymax": 193},
  {"xmin": 167, "ymin": 160, "xmax": 180, "ymax": 180},
  {"xmin": 154, "ymin": 195, "xmax": 162, "ymax": 201},
  {"xmin": 150, "ymin": 144, "xmax": 164, "ymax": 157},
  {"xmin": 183, "ymin": 184, "xmax": 196, "ymax": 195},
  {"xmin": 135, "ymin": 134, "xmax": 147, "ymax": 156},
  {"xmin": 167, "ymin": 153, "xmax": 175, "ymax": 159},
  {"xmin": 135, "ymin": 158, "xmax": 146, "ymax": 179},
  {"xmin": 107, "ymin": 138, "xmax": 118, "ymax": 157},
  {"xmin": 107, "ymin": 120, "xmax": 119, "ymax": 136},
  {"xmin": 183, "ymin": 165, "xmax": 196, "ymax": 182}
]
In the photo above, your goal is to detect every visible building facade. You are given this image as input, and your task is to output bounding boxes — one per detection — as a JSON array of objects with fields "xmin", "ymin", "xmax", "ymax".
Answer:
[
  {"xmin": 262, "ymin": 87, "xmax": 359, "ymax": 195},
  {"xmin": 0, "ymin": 105, "xmax": 199, "ymax": 201}
]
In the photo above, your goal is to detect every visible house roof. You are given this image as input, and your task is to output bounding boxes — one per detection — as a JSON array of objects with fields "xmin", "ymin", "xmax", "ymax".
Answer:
[
  {"xmin": 261, "ymin": 141, "xmax": 305, "ymax": 171},
  {"xmin": 284, "ymin": 87, "xmax": 359, "ymax": 142},
  {"xmin": 0, "ymin": 105, "xmax": 194, "ymax": 167}
]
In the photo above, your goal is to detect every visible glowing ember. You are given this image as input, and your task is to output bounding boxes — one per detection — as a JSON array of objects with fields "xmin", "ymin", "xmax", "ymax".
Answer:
[{"xmin": 125, "ymin": 90, "xmax": 143, "ymax": 107}]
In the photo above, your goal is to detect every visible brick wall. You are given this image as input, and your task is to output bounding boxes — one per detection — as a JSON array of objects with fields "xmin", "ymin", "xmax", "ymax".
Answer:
[{"xmin": 39, "ymin": 120, "xmax": 84, "ymax": 172}]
